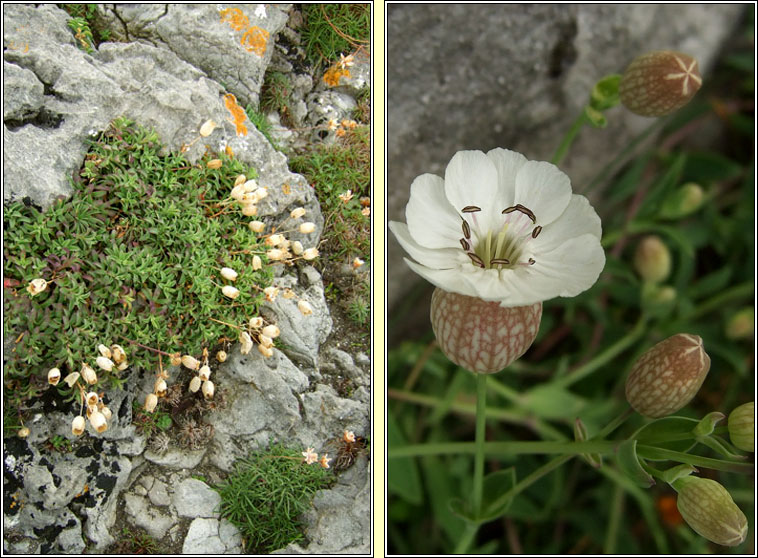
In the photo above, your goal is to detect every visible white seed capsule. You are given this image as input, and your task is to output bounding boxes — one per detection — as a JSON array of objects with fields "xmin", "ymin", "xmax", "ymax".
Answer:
[
  {"xmin": 63, "ymin": 372, "xmax": 80, "ymax": 387},
  {"xmin": 292, "ymin": 241, "xmax": 303, "ymax": 255},
  {"xmin": 96, "ymin": 356, "xmax": 115, "ymax": 372},
  {"xmin": 81, "ymin": 364, "xmax": 98, "ymax": 385},
  {"xmin": 117, "ymin": 361, "xmax": 128, "ymax": 371},
  {"xmin": 85, "ymin": 391, "xmax": 99, "ymax": 407},
  {"xmin": 302, "ymin": 248, "xmax": 319, "ymax": 260},
  {"xmin": 298, "ymin": 300, "xmax": 314, "ymax": 315},
  {"xmin": 230, "ymin": 184, "xmax": 246, "ymax": 201},
  {"xmin": 240, "ymin": 203, "xmax": 258, "ymax": 217},
  {"xmin": 299, "ymin": 222, "xmax": 316, "ymax": 234},
  {"xmin": 89, "ymin": 410, "xmax": 107, "ymax": 433},
  {"xmin": 216, "ymin": 350, "xmax": 227, "ymax": 363},
  {"xmin": 202, "ymin": 380, "xmax": 215, "ymax": 400},
  {"xmin": 199, "ymin": 119, "xmax": 217, "ymax": 137},
  {"xmin": 189, "ymin": 375, "xmax": 202, "ymax": 393},
  {"xmin": 248, "ymin": 317, "xmax": 264, "ymax": 329},
  {"xmin": 290, "ymin": 207, "xmax": 306, "ymax": 219},
  {"xmin": 239, "ymin": 331, "xmax": 253, "ymax": 355},
  {"xmin": 97, "ymin": 344, "xmax": 112, "ymax": 359},
  {"xmin": 266, "ymin": 234, "xmax": 285, "ymax": 247},
  {"xmin": 220, "ymin": 267, "xmax": 238, "ymax": 282},
  {"xmin": 101, "ymin": 406, "xmax": 113, "ymax": 421},
  {"xmin": 144, "ymin": 393, "xmax": 158, "ymax": 413},
  {"xmin": 258, "ymin": 344, "xmax": 274, "ymax": 358},
  {"xmin": 252, "ymin": 255, "xmax": 262, "ymax": 270},
  {"xmin": 222, "ymin": 285, "xmax": 240, "ymax": 299},
  {"xmin": 261, "ymin": 325, "xmax": 280, "ymax": 339},
  {"xmin": 48, "ymin": 368, "xmax": 61, "ymax": 386},
  {"xmin": 263, "ymin": 286, "xmax": 279, "ymax": 301},
  {"xmin": 72, "ymin": 416, "xmax": 86, "ymax": 436},
  {"xmin": 17, "ymin": 426, "xmax": 30, "ymax": 439},
  {"xmin": 234, "ymin": 174, "xmax": 247, "ymax": 187},
  {"xmin": 154, "ymin": 378, "xmax": 167, "ymax": 397},
  {"xmin": 243, "ymin": 179, "xmax": 258, "ymax": 192},
  {"xmin": 110, "ymin": 344, "xmax": 127, "ymax": 364},
  {"xmin": 248, "ymin": 220, "xmax": 266, "ymax": 233},
  {"xmin": 198, "ymin": 365, "xmax": 211, "ymax": 381},
  {"xmin": 182, "ymin": 355, "xmax": 200, "ymax": 370},
  {"xmin": 267, "ymin": 249, "xmax": 285, "ymax": 261},
  {"xmin": 26, "ymin": 278, "xmax": 48, "ymax": 296},
  {"xmin": 259, "ymin": 334, "xmax": 274, "ymax": 348}
]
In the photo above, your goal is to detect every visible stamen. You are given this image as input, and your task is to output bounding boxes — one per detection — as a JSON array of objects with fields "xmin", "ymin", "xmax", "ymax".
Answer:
[
  {"xmin": 501, "ymin": 206, "xmax": 518, "ymax": 215},
  {"xmin": 461, "ymin": 219, "xmax": 471, "ymax": 239},
  {"xmin": 459, "ymin": 238, "xmax": 469, "ymax": 251},
  {"xmin": 515, "ymin": 204, "xmax": 536, "ymax": 224},
  {"xmin": 528, "ymin": 258, "xmax": 536, "ymax": 265},
  {"xmin": 467, "ymin": 253, "xmax": 485, "ymax": 268},
  {"xmin": 462, "ymin": 206, "xmax": 481, "ymax": 213},
  {"xmin": 490, "ymin": 258, "xmax": 510, "ymax": 265},
  {"xmin": 532, "ymin": 226, "xmax": 542, "ymax": 238}
]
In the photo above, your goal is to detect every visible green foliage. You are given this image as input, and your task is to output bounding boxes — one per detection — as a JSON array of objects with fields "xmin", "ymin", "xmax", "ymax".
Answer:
[
  {"xmin": 47, "ymin": 434, "xmax": 73, "ymax": 452},
  {"xmin": 215, "ymin": 443, "xmax": 333, "ymax": 553},
  {"xmin": 60, "ymin": 4, "xmax": 110, "ymax": 51},
  {"xmin": 347, "ymin": 291, "xmax": 370, "ymax": 327},
  {"xmin": 259, "ymin": 71, "xmax": 293, "ymax": 123},
  {"xmin": 132, "ymin": 400, "xmax": 172, "ymax": 438},
  {"xmin": 110, "ymin": 527, "xmax": 161, "ymax": 554},
  {"xmin": 3, "ymin": 117, "xmax": 273, "ymax": 416},
  {"xmin": 244, "ymin": 104, "xmax": 279, "ymax": 150},
  {"xmin": 301, "ymin": 4, "xmax": 370, "ymax": 68}
]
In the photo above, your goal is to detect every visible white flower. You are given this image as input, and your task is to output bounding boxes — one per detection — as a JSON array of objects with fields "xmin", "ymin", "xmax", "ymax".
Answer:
[
  {"xmin": 302, "ymin": 447, "xmax": 318, "ymax": 464},
  {"xmin": 388, "ymin": 149, "xmax": 605, "ymax": 307}
]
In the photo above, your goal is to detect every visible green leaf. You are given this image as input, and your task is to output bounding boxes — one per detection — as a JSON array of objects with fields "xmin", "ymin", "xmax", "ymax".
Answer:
[
  {"xmin": 692, "ymin": 412, "xmax": 725, "ymax": 437},
  {"xmin": 683, "ymin": 151, "xmax": 743, "ymax": 182},
  {"xmin": 387, "ymin": 412, "xmax": 423, "ymax": 505},
  {"xmin": 661, "ymin": 463, "xmax": 698, "ymax": 485},
  {"xmin": 633, "ymin": 416, "xmax": 699, "ymax": 456},
  {"xmin": 617, "ymin": 439, "xmax": 655, "ymax": 487},
  {"xmin": 480, "ymin": 468, "xmax": 518, "ymax": 521},
  {"xmin": 520, "ymin": 384, "xmax": 586, "ymax": 420},
  {"xmin": 695, "ymin": 435, "xmax": 748, "ymax": 461}
]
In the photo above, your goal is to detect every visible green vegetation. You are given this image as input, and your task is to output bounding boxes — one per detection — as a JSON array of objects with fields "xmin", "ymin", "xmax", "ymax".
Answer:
[
  {"xmin": 110, "ymin": 527, "xmax": 162, "ymax": 554},
  {"xmin": 244, "ymin": 104, "xmax": 279, "ymax": 150},
  {"xmin": 301, "ymin": 4, "xmax": 370, "ymax": 68},
  {"xmin": 259, "ymin": 71, "xmax": 293, "ymax": 123},
  {"xmin": 60, "ymin": 4, "xmax": 110, "ymax": 52},
  {"xmin": 132, "ymin": 400, "xmax": 172, "ymax": 438},
  {"xmin": 215, "ymin": 443, "xmax": 333, "ymax": 553},
  {"xmin": 3, "ymin": 117, "xmax": 273, "ymax": 421}
]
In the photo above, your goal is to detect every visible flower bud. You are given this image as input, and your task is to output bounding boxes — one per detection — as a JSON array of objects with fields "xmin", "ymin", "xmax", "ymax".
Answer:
[
  {"xmin": 199, "ymin": 119, "xmax": 217, "ymax": 137},
  {"xmin": 63, "ymin": 372, "xmax": 80, "ymax": 387},
  {"xmin": 154, "ymin": 378, "xmax": 167, "ymax": 397},
  {"xmin": 48, "ymin": 368, "xmax": 61, "ymax": 386},
  {"xmin": 97, "ymin": 344, "xmax": 112, "ymax": 359},
  {"xmin": 17, "ymin": 426, "xmax": 30, "ymax": 439},
  {"xmin": 674, "ymin": 477, "xmax": 747, "ymax": 546},
  {"xmin": 110, "ymin": 344, "xmax": 127, "ymax": 364},
  {"xmin": 81, "ymin": 364, "xmax": 97, "ymax": 385},
  {"xmin": 252, "ymin": 255, "xmax": 262, "ymax": 270},
  {"xmin": 202, "ymin": 380, "xmax": 215, "ymax": 399},
  {"xmin": 220, "ymin": 267, "xmax": 238, "ymax": 282},
  {"xmin": 222, "ymin": 285, "xmax": 240, "ymax": 299},
  {"xmin": 144, "ymin": 393, "xmax": 158, "ymax": 413},
  {"xmin": 625, "ymin": 333, "xmax": 710, "ymax": 418},
  {"xmin": 725, "ymin": 308, "xmax": 754, "ymax": 341},
  {"xmin": 239, "ymin": 331, "xmax": 253, "ymax": 355},
  {"xmin": 72, "ymin": 416, "xmax": 85, "ymax": 436},
  {"xmin": 302, "ymin": 248, "xmax": 319, "ymax": 260},
  {"xmin": 258, "ymin": 343, "xmax": 274, "ymax": 358},
  {"xmin": 298, "ymin": 300, "xmax": 313, "ymax": 315},
  {"xmin": 290, "ymin": 207, "xmax": 306, "ymax": 219},
  {"xmin": 89, "ymin": 410, "xmax": 107, "ymax": 433},
  {"xmin": 299, "ymin": 222, "xmax": 316, "ymax": 234},
  {"xmin": 248, "ymin": 220, "xmax": 266, "ymax": 233},
  {"xmin": 96, "ymin": 356, "xmax": 115, "ymax": 372},
  {"xmin": 292, "ymin": 241, "xmax": 303, "ymax": 255},
  {"xmin": 182, "ymin": 355, "xmax": 200, "ymax": 370},
  {"xmin": 261, "ymin": 324, "xmax": 280, "ymax": 339},
  {"xmin": 248, "ymin": 317, "xmax": 264, "ymax": 329},
  {"xmin": 728, "ymin": 402, "xmax": 754, "ymax": 452},
  {"xmin": 660, "ymin": 182, "xmax": 704, "ymax": 219},
  {"xmin": 26, "ymin": 278, "xmax": 48, "ymax": 296},
  {"xmin": 198, "ymin": 365, "xmax": 211, "ymax": 381},
  {"xmin": 206, "ymin": 159, "xmax": 223, "ymax": 169},
  {"xmin": 189, "ymin": 375, "xmax": 202, "ymax": 393},
  {"xmin": 216, "ymin": 350, "xmax": 227, "ymax": 363},
  {"xmin": 634, "ymin": 235, "xmax": 671, "ymax": 283},
  {"xmin": 430, "ymin": 288, "xmax": 542, "ymax": 374},
  {"xmin": 619, "ymin": 51, "xmax": 702, "ymax": 117}
]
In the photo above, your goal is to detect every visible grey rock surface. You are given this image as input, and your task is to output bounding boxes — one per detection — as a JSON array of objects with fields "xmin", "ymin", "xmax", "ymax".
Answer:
[
  {"xmin": 387, "ymin": 3, "xmax": 745, "ymax": 317},
  {"xmin": 172, "ymin": 478, "xmax": 222, "ymax": 518},
  {"xmin": 3, "ymin": 61, "xmax": 45, "ymax": 121},
  {"xmin": 182, "ymin": 517, "xmax": 243, "ymax": 554},
  {"xmin": 123, "ymin": 493, "xmax": 176, "ymax": 539}
]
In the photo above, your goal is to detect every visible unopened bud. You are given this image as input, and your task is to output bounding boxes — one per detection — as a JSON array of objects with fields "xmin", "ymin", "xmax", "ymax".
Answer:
[
  {"xmin": 81, "ymin": 364, "xmax": 97, "ymax": 385},
  {"xmin": 725, "ymin": 308, "xmax": 754, "ymax": 341},
  {"xmin": 222, "ymin": 285, "xmax": 240, "ymax": 299},
  {"xmin": 182, "ymin": 355, "xmax": 200, "ymax": 370},
  {"xmin": 144, "ymin": 393, "xmax": 158, "ymax": 413},
  {"xmin": 96, "ymin": 356, "xmax": 115, "ymax": 372},
  {"xmin": 634, "ymin": 235, "xmax": 671, "ymax": 283},
  {"xmin": 198, "ymin": 365, "xmax": 211, "ymax": 381},
  {"xmin": 48, "ymin": 368, "xmax": 61, "ymax": 386},
  {"xmin": 249, "ymin": 220, "xmax": 266, "ymax": 233},
  {"xmin": 430, "ymin": 288, "xmax": 542, "ymax": 374},
  {"xmin": 220, "ymin": 267, "xmax": 238, "ymax": 282},
  {"xmin": 674, "ymin": 476, "xmax": 747, "ymax": 546},
  {"xmin": 261, "ymin": 324, "xmax": 280, "ymax": 338},
  {"xmin": 202, "ymin": 380, "xmax": 215, "ymax": 399},
  {"xmin": 206, "ymin": 159, "xmax": 223, "ymax": 169},
  {"xmin": 302, "ymin": 248, "xmax": 319, "ymax": 260},
  {"xmin": 290, "ymin": 207, "xmax": 306, "ymax": 219},
  {"xmin": 89, "ymin": 410, "xmax": 107, "ymax": 433},
  {"xmin": 620, "ymin": 50, "xmax": 702, "ymax": 117},
  {"xmin": 661, "ymin": 182, "xmax": 704, "ymax": 219},
  {"xmin": 728, "ymin": 402, "xmax": 754, "ymax": 452},
  {"xmin": 298, "ymin": 300, "xmax": 313, "ymax": 315},
  {"xmin": 199, "ymin": 119, "xmax": 217, "ymax": 137},
  {"xmin": 625, "ymin": 334, "xmax": 710, "ymax": 418},
  {"xmin": 299, "ymin": 222, "xmax": 316, "ymax": 234},
  {"xmin": 189, "ymin": 375, "xmax": 202, "ymax": 393},
  {"xmin": 72, "ymin": 416, "xmax": 86, "ymax": 436}
]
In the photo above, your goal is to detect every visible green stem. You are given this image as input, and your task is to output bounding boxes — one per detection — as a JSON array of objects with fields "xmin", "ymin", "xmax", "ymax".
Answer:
[
  {"xmin": 389, "ymin": 439, "xmax": 619, "ymax": 459},
  {"xmin": 473, "ymin": 374, "xmax": 487, "ymax": 516},
  {"xmin": 636, "ymin": 445, "xmax": 755, "ymax": 474},
  {"xmin": 453, "ymin": 524, "xmax": 479, "ymax": 554},
  {"xmin": 552, "ymin": 112, "xmax": 589, "ymax": 165},
  {"xmin": 595, "ymin": 406, "xmax": 634, "ymax": 439},
  {"xmin": 553, "ymin": 316, "xmax": 647, "ymax": 389},
  {"xmin": 685, "ymin": 281, "xmax": 753, "ymax": 320},
  {"xmin": 603, "ymin": 483, "xmax": 624, "ymax": 554}
]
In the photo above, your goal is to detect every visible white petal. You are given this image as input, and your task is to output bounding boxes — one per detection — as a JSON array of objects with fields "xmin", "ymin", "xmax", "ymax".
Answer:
[
  {"xmin": 403, "ymin": 258, "xmax": 476, "ymax": 297},
  {"xmin": 460, "ymin": 267, "xmax": 553, "ymax": 307},
  {"xmin": 531, "ymin": 194, "xmax": 602, "ymax": 253},
  {"xmin": 389, "ymin": 222, "xmax": 466, "ymax": 269},
  {"xmin": 486, "ymin": 148, "xmax": 528, "ymax": 211},
  {"xmin": 444, "ymin": 151, "xmax": 501, "ymax": 232},
  {"xmin": 523, "ymin": 234, "xmax": 606, "ymax": 298},
  {"xmin": 406, "ymin": 173, "xmax": 462, "ymax": 249},
  {"xmin": 515, "ymin": 161, "xmax": 572, "ymax": 226}
]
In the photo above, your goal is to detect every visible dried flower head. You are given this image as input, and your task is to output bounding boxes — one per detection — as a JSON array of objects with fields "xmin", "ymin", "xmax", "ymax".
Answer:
[
  {"xmin": 171, "ymin": 352, "xmax": 182, "ymax": 367},
  {"xmin": 81, "ymin": 364, "xmax": 98, "ymax": 385},
  {"xmin": 343, "ymin": 430, "xmax": 356, "ymax": 443},
  {"xmin": 85, "ymin": 391, "xmax": 99, "ymax": 407},
  {"xmin": 154, "ymin": 378, "xmax": 168, "ymax": 397},
  {"xmin": 261, "ymin": 324, "xmax": 280, "ymax": 339},
  {"xmin": 252, "ymin": 255, "xmax": 262, "ymax": 270},
  {"xmin": 625, "ymin": 334, "xmax": 711, "ymax": 418},
  {"xmin": 89, "ymin": 410, "xmax": 107, "ymax": 433},
  {"xmin": 216, "ymin": 350, "xmax": 228, "ymax": 363},
  {"xmin": 248, "ymin": 317, "xmax": 264, "ymax": 329},
  {"xmin": 26, "ymin": 278, "xmax": 48, "ymax": 296},
  {"xmin": 361, "ymin": 207, "xmax": 370, "ymax": 217},
  {"xmin": 198, "ymin": 365, "xmax": 211, "ymax": 381},
  {"xmin": 264, "ymin": 286, "xmax": 279, "ymax": 301},
  {"xmin": 258, "ymin": 343, "xmax": 274, "ymax": 358},
  {"xmin": 240, "ymin": 203, "xmax": 258, "ymax": 217},
  {"xmin": 302, "ymin": 447, "xmax": 318, "ymax": 464},
  {"xmin": 144, "ymin": 393, "xmax": 158, "ymax": 413},
  {"xmin": 96, "ymin": 356, "xmax": 115, "ymax": 372},
  {"xmin": 319, "ymin": 454, "xmax": 331, "ymax": 469},
  {"xmin": 110, "ymin": 344, "xmax": 127, "ymax": 364},
  {"xmin": 97, "ymin": 344, "xmax": 112, "ymax": 359},
  {"xmin": 72, "ymin": 415, "xmax": 85, "ymax": 436},
  {"xmin": 48, "ymin": 368, "xmax": 61, "ymax": 386},
  {"xmin": 239, "ymin": 330, "xmax": 254, "ymax": 355},
  {"xmin": 63, "ymin": 372, "xmax": 80, "ymax": 388},
  {"xmin": 267, "ymin": 248, "xmax": 285, "ymax": 261},
  {"xmin": 338, "ymin": 190, "xmax": 353, "ymax": 203},
  {"xmin": 353, "ymin": 257, "xmax": 365, "ymax": 268}
]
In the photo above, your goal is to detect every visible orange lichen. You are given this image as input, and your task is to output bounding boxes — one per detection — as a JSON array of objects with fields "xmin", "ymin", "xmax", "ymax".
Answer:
[
  {"xmin": 225, "ymin": 145, "xmax": 234, "ymax": 158},
  {"xmin": 223, "ymin": 93, "xmax": 248, "ymax": 137},
  {"xmin": 240, "ymin": 26, "xmax": 269, "ymax": 56},
  {"xmin": 323, "ymin": 65, "xmax": 351, "ymax": 87},
  {"xmin": 219, "ymin": 8, "xmax": 249, "ymax": 31},
  {"xmin": 281, "ymin": 183, "xmax": 291, "ymax": 195}
]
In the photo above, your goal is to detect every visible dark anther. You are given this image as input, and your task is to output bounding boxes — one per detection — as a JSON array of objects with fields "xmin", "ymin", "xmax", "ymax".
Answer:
[
  {"xmin": 462, "ymin": 219, "xmax": 471, "ymax": 239},
  {"xmin": 462, "ymin": 205, "xmax": 482, "ymax": 213},
  {"xmin": 532, "ymin": 226, "xmax": 543, "ymax": 238},
  {"xmin": 490, "ymin": 258, "xmax": 510, "ymax": 265},
  {"xmin": 459, "ymin": 238, "xmax": 470, "ymax": 251},
  {"xmin": 528, "ymin": 258, "xmax": 536, "ymax": 265},
  {"xmin": 467, "ymin": 253, "xmax": 485, "ymax": 268}
]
